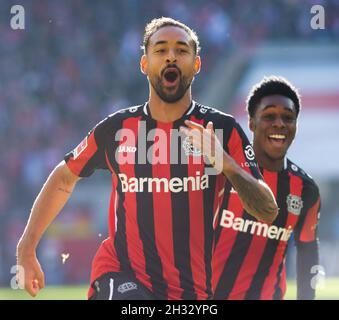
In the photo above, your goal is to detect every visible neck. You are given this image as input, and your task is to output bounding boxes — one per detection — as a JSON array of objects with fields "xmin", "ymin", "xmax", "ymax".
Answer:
[
  {"xmin": 148, "ymin": 87, "xmax": 192, "ymax": 123},
  {"xmin": 253, "ymin": 145, "xmax": 285, "ymax": 172}
]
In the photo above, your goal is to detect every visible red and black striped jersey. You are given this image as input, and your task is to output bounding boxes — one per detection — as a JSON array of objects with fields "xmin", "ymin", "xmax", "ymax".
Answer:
[
  {"xmin": 64, "ymin": 101, "xmax": 262, "ymax": 300},
  {"xmin": 213, "ymin": 158, "xmax": 320, "ymax": 300}
]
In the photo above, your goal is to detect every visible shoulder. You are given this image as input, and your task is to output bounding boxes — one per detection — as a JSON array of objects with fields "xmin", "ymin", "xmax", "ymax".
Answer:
[
  {"xmin": 94, "ymin": 104, "xmax": 145, "ymax": 129},
  {"xmin": 113, "ymin": 104, "xmax": 146, "ymax": 117},
  {"xmin": 286, "ymin": 158, "xmax": 320, "ymax": 197},
  {"xmin": 106, "ymin": 104, "xmax": 145, "ymax": 122},
  {"xmin": 192, "ymin": 102, "xmax": 237, "ymax": 127}
]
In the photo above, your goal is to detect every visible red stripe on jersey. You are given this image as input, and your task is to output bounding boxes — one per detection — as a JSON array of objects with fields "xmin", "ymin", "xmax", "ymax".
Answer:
[
  {"xmin": 260, "ymin": 173, "xmax": 303, "ymax": 299},
  {"xmin": 212, "ymin": 192, "xmax": 244, "ymax": 291},
  {"xmin": 151, "ymin": 122, "xmax": 183, "ymax": 299},
  {"xmin": 188, "ymin": 115, "xmax": 226, "ymax": 234},
  {"xmin": 228, "ymin": 170, "xmax": 278, "ymax": 299},
  {"xmin": 299, "ymin": 197, "xmax": 320, "ymax": 242},
  {"xmin": 67, "ymin": 131, "xmax": 98, "ymax": 176},
  {"xmin": 118, "ymin": 117, "xmax": 151, "ymax": 290},
  {"xmin": 228, "ymin": 127, "xmax": 252, "ymax": 174},
  {"xmin": 189, "ymin": 115, "xmax": 203, "ymax": 126}
]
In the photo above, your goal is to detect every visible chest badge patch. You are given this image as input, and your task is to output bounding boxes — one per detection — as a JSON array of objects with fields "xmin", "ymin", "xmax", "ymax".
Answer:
[
  {"xmin": 182, "ymin": 136, "xmax": 202, "ymax": 156},
  {"xmin": 287, "ymin": 194, "xmax": 303, "ymax": 216}
]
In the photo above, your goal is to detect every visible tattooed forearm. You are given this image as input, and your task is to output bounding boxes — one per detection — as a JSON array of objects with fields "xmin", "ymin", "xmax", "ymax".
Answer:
[{"xmin": 227, "ymin": 173, "xmax": 278, "ymax": 223}]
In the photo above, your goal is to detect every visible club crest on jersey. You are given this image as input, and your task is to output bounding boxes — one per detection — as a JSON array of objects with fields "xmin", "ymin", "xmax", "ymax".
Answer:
[
  {"xmin": 118, "ymin": 282, "xmax": 137, "ymax": 294},
  {"xmin": 287, "ymin": 194, "xmax": 303, "ymax": 216},
  {"xmin": 182, "ymin": 136, "xmax": 202, "ymax": 156},
  {"xmin": 73, "ymin": 137, "xmax": 87, "ymax": 159}
]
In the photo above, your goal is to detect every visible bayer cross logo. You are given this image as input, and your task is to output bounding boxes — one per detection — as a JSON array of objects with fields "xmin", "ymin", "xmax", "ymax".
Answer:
[
  {"xmin": 118, "ymin": 282, "xmax": 138, "ymax": 294},
  {"xmin": 244, "ymin": 145, "xmax": 255, "ymax": 161},
  {"xmin": 182, "ymin": 136, "xmax": 202, "ymax": 156},
  {"xmin": 287, "ymin": 194, "xmax": 303, "ymax": 216}
]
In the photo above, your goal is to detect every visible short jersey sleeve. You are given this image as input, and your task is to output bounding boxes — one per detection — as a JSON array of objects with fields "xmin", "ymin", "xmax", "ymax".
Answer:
[
  {"xmin": 225, "ymin": 120, "xmax": 262, "ymax": 180},
  {"xmin": 64, "ymin": 117, "xmax": 111, "ymax": 177},
  {"xmin": 294, "ymin": 183, "xmax": 321, "ymax": 243}
]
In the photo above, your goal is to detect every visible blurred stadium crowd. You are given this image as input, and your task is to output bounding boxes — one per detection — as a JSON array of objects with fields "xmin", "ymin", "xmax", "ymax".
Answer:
[{"xmin": 1, "ymin": 0, "xmax": 339, "ymax": 285}]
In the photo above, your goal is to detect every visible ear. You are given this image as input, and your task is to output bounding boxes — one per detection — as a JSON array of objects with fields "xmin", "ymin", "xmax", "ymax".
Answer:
[
  {"xmin": 249, "ymin": 117, "xmax": 255, "ymax": 132},
  {"xmin": 140, "ymin": 54, "xmax": 147, "ymax": 75},
  {"xmin": 194, "ymin": 55, "xmax": 201, "ymax": 75}
]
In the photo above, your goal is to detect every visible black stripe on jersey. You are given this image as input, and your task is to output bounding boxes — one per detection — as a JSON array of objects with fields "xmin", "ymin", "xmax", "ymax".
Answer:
[
  {"xmin": 78, "ymin": 127, "xmax": 108, "ymax": 176},
  {"xmin": 100, "ymin": 124, "xmax": 132, "ymax": 274},
  {"xmin": 273, "ymin": 244, "xmax": 289, "ymax": 300},
  {"xmin": 106, "ymin": 116, "xmax": 135, "ymax": 274},
  {"xmin": 234, "ymin": 122, "xmax": 262, "ymax": 180},
  {"xmin": 212, "ymin": 112, "xmax": 234, "ymax": 249},
  {"xmin": 114, "ymin": 182, "xmax": 133, "ymax": 272},
  {"xmin": 203, "ymin": 172, "xmax": 216, "ymax": 298},
  {"xmin": 134, "ymin": 119, "xmax": 167, "ymax": 299},
  {"xmin": 78, "ymin": 153, "xmax": 100, "ymax": 176},
  {"xmin": 78, "ymin": 115, "xmax": 117, "ymax": 176},
  {"xmin": 245, "ymin": 171, "xmax": 290, "ymax": 299},
  {"xmin": 214, "ymin": 212, "xmax": 257, "ymax": 299},
  {"xmin": 171, "ymin": 120, "xmax": 196, "ymax": 300},
  {"xmin": 214, "ymin": 181, "xmax": 232, "ymax": 248}
]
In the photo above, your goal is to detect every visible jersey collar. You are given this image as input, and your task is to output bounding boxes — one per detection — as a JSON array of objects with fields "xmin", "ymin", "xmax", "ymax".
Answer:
[{"xmin": 143, "ymin": 101, "xmax": 196, "ymax": 117}]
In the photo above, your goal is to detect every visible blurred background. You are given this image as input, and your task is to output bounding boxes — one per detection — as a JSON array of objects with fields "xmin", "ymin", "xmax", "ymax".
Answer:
[{"xmin": 0, "ymin": 0, "xmax": 338, "ymax": 298}]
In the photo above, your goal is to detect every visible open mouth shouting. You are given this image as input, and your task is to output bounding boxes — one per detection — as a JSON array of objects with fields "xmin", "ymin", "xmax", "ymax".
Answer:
[{"xmin": 162, "ymin": 67, "xmax": 180, "ymax": 87}]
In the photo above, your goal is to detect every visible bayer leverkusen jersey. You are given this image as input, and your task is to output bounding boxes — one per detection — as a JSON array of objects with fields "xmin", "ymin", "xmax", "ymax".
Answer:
[
  {"xmin": 64, "ymin": 101, "xmax": 262, "ymax": 300},
  {"xmin": 213, "ymin": 159, "xmax": 320, "ymax": 300}
]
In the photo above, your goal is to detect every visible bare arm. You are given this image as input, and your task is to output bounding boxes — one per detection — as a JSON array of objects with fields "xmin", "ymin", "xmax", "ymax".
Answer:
[
  {"xmin": 221, "ymin": 152, "xmax": 278, "ymax": 223},
  {"xmin": 180, "ymin": 120, "xmax": 278, "ymax": 223},
  {"xmin": 16, "ymin": 160, "xmax": 81, "ymax": 296}
]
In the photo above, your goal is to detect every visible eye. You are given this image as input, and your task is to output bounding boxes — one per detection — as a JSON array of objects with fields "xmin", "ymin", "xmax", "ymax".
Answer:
[
  {"xmin": 155, "ymin": 48, "xmax": 166, "ymax": 53},
  {"xmin": 178, "ymin": 48, "xmax": 189, "ymax": 54},
  {"xmin": 262, "ymin": 114, "xmax": 275, "ymax": 121},
  {"xmin": 283, "ymin": 115, "xmax": 296, "ymax": 123}
]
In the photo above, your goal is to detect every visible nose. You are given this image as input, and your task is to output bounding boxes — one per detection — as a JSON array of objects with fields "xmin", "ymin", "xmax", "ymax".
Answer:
[
  {"xmin": 166, "ymin": 49, "xmax": 177, "ymax": 63},
  {"xmin": 272, "ymin": 116, "xmax": 286, "ymax": 128}
]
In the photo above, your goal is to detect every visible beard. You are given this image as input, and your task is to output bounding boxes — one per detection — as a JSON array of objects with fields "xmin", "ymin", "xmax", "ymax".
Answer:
[{"xmin": 150, "ymin": 74, "xmax": 192, "ymax": 103}]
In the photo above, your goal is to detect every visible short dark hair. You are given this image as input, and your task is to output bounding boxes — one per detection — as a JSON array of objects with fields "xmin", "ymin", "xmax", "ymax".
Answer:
[
  {"xmin": 141, "ymin": 17, "xmax": 201, "ymax": 55},
  {"xmin": 246, "ymin": 76, "xmax": 301, "ymax": 118}
]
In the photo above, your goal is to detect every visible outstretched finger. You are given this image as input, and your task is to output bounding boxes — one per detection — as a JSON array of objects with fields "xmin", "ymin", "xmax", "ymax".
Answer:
[
  {"xmin": 184, "ymin": 120, "xmax": 204, "ymax": 132},
  {"xmin": 206, "ymin": 121, "xmax": 214, "ymax": 131}
]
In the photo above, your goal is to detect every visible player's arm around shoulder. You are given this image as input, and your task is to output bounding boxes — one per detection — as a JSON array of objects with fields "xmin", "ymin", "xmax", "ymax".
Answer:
[{"xmin": 16, "ymin": 160, "xmax": 81, "ymax": 297}]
